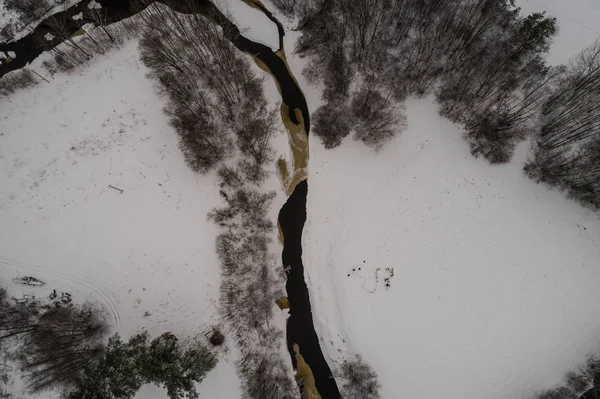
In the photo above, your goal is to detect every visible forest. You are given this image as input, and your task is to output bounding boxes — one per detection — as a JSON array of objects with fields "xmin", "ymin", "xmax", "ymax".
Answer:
[
  {"xmin": 0, "ymin": 287, "xmax": 215, "ymax": 399},
  {"xmin": 272, "ymin": 0, "xmax": 599, "ymax": 210}
]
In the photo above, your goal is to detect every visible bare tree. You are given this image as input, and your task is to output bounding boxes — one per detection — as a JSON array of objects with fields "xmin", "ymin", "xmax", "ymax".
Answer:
[
  {"xmin": 85, "ymin": 5, "xmax": 114, "ymax": 43},
  {"xmin": 0, "ymin": 288, "xmax": 39, "ymax": 340},
  {"xmin": 337, "ymin": 354, "xmax": 381, "ymax": 399},
  {"xmin": 351, "ymin": 83, "xmax": 405, "ymax": 150},
  {"xmin": 19, "ymin": 302, "xmax": 109, "ymax": 392},
  {"xmin": 45, "ymin": 13, "xmax": 91, "ymax": 57},
  {"xmin": 526, "ymin": 41, "xmax": 600, "ymax": 209},
  {"xmin": 271, "ymin": 0, "xmax": 298, "ymax": 17}
]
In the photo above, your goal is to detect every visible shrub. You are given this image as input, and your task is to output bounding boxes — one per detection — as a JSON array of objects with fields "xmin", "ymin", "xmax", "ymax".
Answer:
[
  {"xmin": 464, "ymin": 113, "xmax": 527, "ymax": 164},
  {"xmin": 337, "ymin": 354, "xmax": 381, "ymax": 399},
  {"xmin": 312, "ymin": 99, "xmax": 353, "ymax": 149},
  {"xmin": 533, "ymin": 355, "xmax": 600, "ymax": 399},
  {"xmin": 208, "ymin": 328, "xmax": 224, "ymax": 346},
  {"xmin": 270, "ymin": 0, "xmax": 298, "ymax": 17},
  {"xmin": 0, "ymin": 69, "xmax": 37, "ymax": 97},
  {"xmin": 350, "ymin": 86, "xmax": 405, "ymax": 150}
]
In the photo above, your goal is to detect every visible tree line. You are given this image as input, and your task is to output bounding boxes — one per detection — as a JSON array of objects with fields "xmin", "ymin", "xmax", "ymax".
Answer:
[
  {"xmin": 534, "ymin": 354, "xmax": 600, "ymax": 399},
  {"xmin": 0, "ymin": 286, "xmax": 216, "ymax": 399},
  {"xmin": 275, "ymin": 0, "xmax": 599, "ymax": 209},
  {"xmin": 138, "ymin": 2, "xmax": 276, "ymax": 180},
  {"xmin": 138, "ymin": 3, "xmax": 299, "ymax": 398},
  {"xmin": 290, "ymin": 0, "xmax": 557, "ymax": 162},
  {"xmin": 0, "ymin": 287, "xmax": 108, "ymax": 394},
  {"xmin": 525, "ymin": 41, "xmax": 600, "ymax": 210}
]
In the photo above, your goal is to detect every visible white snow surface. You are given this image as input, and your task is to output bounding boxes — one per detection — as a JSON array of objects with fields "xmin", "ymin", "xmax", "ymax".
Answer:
[
  {"xmin": 217, "ymin": 0, "xmax": 280, "ymax": 51},
  {"xmin": 0, "ymin": 39, "xmax": 242, "ymax": 398},
  {"xmin": 304, "ymin": 98, "xmax": 600, "ymax": 399}
]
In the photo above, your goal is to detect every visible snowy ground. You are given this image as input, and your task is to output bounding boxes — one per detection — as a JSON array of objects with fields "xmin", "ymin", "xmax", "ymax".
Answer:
[
  {"xmin": 280, "ymin": 2, "xmax": 600, "ymax": 397},
  {"xmin": 0, "ymin": 39, "xmax": 242, "ymax": 398},
  {"xmin": 304, "ymin": 98, "xmax": 600, "ymax": 398}
]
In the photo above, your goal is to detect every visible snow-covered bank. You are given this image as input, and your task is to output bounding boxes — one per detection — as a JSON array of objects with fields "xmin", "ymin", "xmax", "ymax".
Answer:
[
  {"xmin": 304, "ymin": 96, "xmax": 600, "ymax": 399},
  {"xmin": 0, "ymin": 39, "xmax": 241, "ymax": 397}
]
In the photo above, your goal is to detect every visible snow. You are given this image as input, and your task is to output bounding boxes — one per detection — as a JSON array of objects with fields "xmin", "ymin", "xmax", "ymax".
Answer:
[
  {"xmin": 87, "ymin": 1, "xmax": 101, "ymax": 10},
  {"xmin": 305, "ymin": 99, "xmax": 600, "ymax": 394},
  {"xmin": 304, "ymin": 97, "xmax": 600, "ymax": 398},
  {"xmin": 516, "ymin": 0, "xmax": 600, "ymax": 65},
  {"xmin": 0, "ymin": 39, "xmax": 241, "ymax": 397}
]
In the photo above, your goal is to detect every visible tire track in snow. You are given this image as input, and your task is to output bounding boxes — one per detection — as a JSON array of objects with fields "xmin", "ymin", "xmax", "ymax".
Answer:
[{"xmin": 0, "ymin": 257, "xmax": 121, "ymax": 331}]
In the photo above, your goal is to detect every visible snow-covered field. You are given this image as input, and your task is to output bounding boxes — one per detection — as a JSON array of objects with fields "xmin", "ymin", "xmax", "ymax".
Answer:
[
  {"xmin": 0, "ymin": 39, "xmax": 242, "ymax": 398},
  {"xmin": 292, "ymin": 1, "xmax": 600, "ymax": 398},
  {"xmin": 304, "ymin": 98, "xmax": 600, "ymax": 398}
]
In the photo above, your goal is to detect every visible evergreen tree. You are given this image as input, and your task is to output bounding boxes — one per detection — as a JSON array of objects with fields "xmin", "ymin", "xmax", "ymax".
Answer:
[{"xmin": 65, "ymin": 332, "xmax": 216, "ymax": 399}]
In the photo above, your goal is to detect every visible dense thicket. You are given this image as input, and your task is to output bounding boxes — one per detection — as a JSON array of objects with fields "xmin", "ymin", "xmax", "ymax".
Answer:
[
  {"xmin": 534, "ymin": 355, "xmax": 600, "ymax": 399},
  {"xmin": 270, "ymin": 0, "xmax": 298, "ymax": 17},
  {"xmin": 525, "ymin": 41, "xmax": 600, "ymax": 210},
  {"xmin": 65, "ymin": 332, "xmax": 216, "ymax": 399},
  {"xmin": 209, "ymin": 170, "xmax": 298, "ymax": 399},
  {"xmin": 0, "ymin": 288, "xmax": 109, "ymax": 393},
  {"xmin": 336, "ymin": 355, "xmax": 381, "ymax": 399},
  {"xmin": 296, "ymin": 0, "xmax": 557, "ymax": 161},
  {"xmin": 1, "ymin": 287, "xmax": 216, "ymax": 398},
  {"xmin": 139, "ymin": 4, "xmax": 277, "ymax": 177},
  {"xmin": 19, "ymin": 303, "xmax": 108, "ymax": 392}
]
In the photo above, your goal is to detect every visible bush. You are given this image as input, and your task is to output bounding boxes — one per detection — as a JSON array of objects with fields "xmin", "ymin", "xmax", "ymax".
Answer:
[
  {"xmin": 0, "ymin": 69, "xmax": 37, "ymax": 97},
  {"xmin": 312, "ymin": 99, "xmax": 353, "ymax": 149},
  {"xmin": 533, "ymin": 355, "xmax": 600, "ymax": 399},
  {"xmin": 464, "ymin": 113, "xmax": 527, "ymax": 164},
  {"xmin": 270, "ymin": 0, "xmax": 298, "ymax": 17},
  {"xmin": 208, "ymin": 328, "xmax": 224, "ymax": 346},
  {"xmin": 350, "ymin": 86, "xmax": 405, "ymax": 150},
  {"xmin": 210, "ymin": 167, "xmax": 296, "ymax": 397},
  {"xmin": 337, "ymin": 354, "xmax": 381, "ymax": 399}
]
